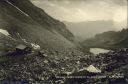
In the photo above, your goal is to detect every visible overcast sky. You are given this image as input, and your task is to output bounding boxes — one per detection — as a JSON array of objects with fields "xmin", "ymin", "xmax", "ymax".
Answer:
[{"xmin": 31, "ymin": 0, "xmax": 127, "ymax": 29}]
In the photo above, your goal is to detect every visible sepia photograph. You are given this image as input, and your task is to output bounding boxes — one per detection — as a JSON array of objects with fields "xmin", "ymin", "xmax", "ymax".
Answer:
[{"xmin": 0, "ymin": 0, "xmax": 128, "ymax": 84}]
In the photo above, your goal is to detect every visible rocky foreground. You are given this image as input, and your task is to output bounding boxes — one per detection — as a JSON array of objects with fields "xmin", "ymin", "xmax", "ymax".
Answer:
[{"xmin": 0, "ymin": 47, "xmax": 128, "ymax": 84}]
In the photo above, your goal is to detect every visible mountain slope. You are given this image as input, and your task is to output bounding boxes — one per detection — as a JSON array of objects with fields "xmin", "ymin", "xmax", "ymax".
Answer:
[
  {"xmin": 7, "ymin": 0, "xmax": 74, "ymax": 41},
  {"xmin": 0, "ymin": 0, "xmax": 75, "ymax": 50},
  {"xmin": 82, "ymin": 28, "xmax": 128, "ymax": 49}
]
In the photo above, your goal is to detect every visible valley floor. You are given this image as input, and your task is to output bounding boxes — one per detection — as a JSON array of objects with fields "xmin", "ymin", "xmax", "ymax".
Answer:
[{"xmin": 0, "ymin": 48, "xmax": 128, "ymax": 84}]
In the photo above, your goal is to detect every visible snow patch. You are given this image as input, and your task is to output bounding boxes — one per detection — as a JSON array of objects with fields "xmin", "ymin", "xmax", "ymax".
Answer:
[
  {"xmin": 6, "ymin": 0, "xmax": 29, "ymax": 17},
  {"xmin": 86, "ymin": 65, "xmax": 101, "ymax": 73},
  {"xmin": 31, "ymin": 43, "xmax": 40, "ymax": 50},
  {"xmin": 17, "ymin": 33, "xmax": 28, "ymax": 43},
  {"xmin": 65, "ymin": 72, "xmax": 72, "ymax": 75},
  {"xmin": 22, "ymin": 39, "xmax": 28, "ymax": 43},
  {"xmin": 0, "ymin": 29, "xmax": 10, "ymax": 36},
  {"xmin": 90, "ymin": 48, "xmax": 110, "ymax": 54}
]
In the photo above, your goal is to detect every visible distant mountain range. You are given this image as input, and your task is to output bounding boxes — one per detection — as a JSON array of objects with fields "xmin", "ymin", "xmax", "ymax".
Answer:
[
  {"xmin": 0, "ymin": 0, "xmax": 76, "ymax": 51},
  {"xmin": 64, "ymin": 20, "xmax": 116, "ymax": 41},
  {"xmin": 82, "ymin": 28, "xmax": 128, "ymax": 49}
]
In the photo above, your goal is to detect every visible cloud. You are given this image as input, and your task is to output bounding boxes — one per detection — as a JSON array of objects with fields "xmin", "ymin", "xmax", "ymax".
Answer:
[
  {"xmin": 31, "ymin": 0, "xmax": 127, "ymax": 29},
  {"xmin": 31, "ymin": 0, "xmax": 127, "ymax": 6},
  {"xmin": 113, "ymin": 6, "xmax": 128, "ymax": 29}
]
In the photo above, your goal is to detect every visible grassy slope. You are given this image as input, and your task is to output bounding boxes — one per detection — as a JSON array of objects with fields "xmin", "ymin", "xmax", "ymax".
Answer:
[{"xmin": 0, "ymin": 0, "xmax": 75, "ymax": 50}]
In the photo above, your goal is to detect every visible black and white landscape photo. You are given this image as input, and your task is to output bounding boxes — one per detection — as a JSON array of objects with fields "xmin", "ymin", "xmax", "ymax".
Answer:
[{"xmin": 0, "ymin": 0, "xmax": 127, "ymax": 84}]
